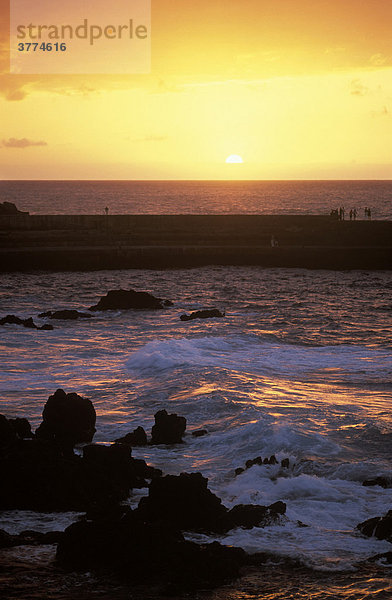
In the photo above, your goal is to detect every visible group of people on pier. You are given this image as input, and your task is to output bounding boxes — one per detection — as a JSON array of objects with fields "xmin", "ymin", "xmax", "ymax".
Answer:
[{"xmin": 330, "ymin": 206, "xmax": 372, "ymax": 220}]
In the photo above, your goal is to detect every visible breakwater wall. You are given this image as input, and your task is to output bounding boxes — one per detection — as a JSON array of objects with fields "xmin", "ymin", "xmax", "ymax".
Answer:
[{"xmin": 0, "ymin": 214, "xmax": 391, "ymax": 271}]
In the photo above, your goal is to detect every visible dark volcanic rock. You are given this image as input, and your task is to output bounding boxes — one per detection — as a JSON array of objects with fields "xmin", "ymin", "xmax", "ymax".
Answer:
[
  {"xmin": 115, "ymin": 426, "xmax": 148, "ymax": 446},
  {"xmin": 0, "ymin": 201, "xmax": 27, "ymax": 215},
  {"xmin": 83, "ymin": 443, "xmax": 161, "ymax": 490},
  {"xmin": 192, "ymin": 429, "xmax": 208, "ymax": 437},
  {"xmin": 243, "ymin": 455, "xmax": 280, "ymax": 470},
  {"xmin": 8, "ymin": 417, "xmax": 33, "ymax": 440},
  {"xmin": 89, "ymin": 289, "xmax": 172, "ymax": 311},
  {"xmin": 0, "ymin": 529, "xmax": 63, "ymax": 548},
  {"xmin": 38, "ymin": 310, "xmax": 92, "ymax": 320},
  {"xmin": 0, "ymin": 529, "xmax": 14, "ymax": 548},
  {"xmin": 0, "ymin": 414, "xmax": 17, "ymax": 453},
  {"xmin": 150, "ymin": 409, "xmax": 186, "ymax": 445},
  {"xmin": 369, "ymin": 551, "xmax": 392, "ymax": 565},
  {"xmin": 0, "ymin": 438, "xmax": 128, "ymax": 511},
  {"xmin": 0, "ymin": 436, "xmax": 160, "ymax": 511},
  {"xmin": 362, "ymin": 477, "xmax": 392, "ymax": 489},
  {"xmin": 0, "ymin": 314, "xmax": 53, "ymax": 330},
  {"xmin": 221, "ymin": 501, "xmax": 286, "ymax": 531},
  {"xmin": 357, "ymin": 510, "xmax": 392, "ymax": 543},
  {"xmin": 35, "ymin": 389, "xmax": 96, "ymax": 455},
  {"xmin": 57, "ymin": 510, "xmax": 247, "ymax": 591},
  {"xmin": 246, "ymin": 457, "xmax": 262, "ymax": 468},
  {"xmin": 136, "ymin": 472, "xmax": 227, "ymax": 532},
  {"xmin": 0, "ymin": 398, "xmax": 162, "ymax": 512},
  {"xmin": 137, "ymin": 471, "xmax": 285, "ymax": 535},
  {"xmin": 180, "ymin": 308, "xmax": 225, "ymax": 321}
]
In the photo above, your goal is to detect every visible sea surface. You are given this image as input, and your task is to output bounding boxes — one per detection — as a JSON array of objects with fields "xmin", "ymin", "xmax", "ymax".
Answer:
[
  {"xmin": 0, "ymin": 180, "xmax": 391, "ymax": 219},
  {"xmin": 0, "ymin": 265, "xmax": 391, "ymax": 598}
]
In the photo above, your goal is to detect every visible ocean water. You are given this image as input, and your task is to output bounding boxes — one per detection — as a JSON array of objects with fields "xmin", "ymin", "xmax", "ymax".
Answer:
[
  {"xmin": 0, "ymin": 179, "xmax": 391, "ymax": 219},
  {"xmin": 0, "ymin": 265, "xmax": 391, "ymax": 598}
]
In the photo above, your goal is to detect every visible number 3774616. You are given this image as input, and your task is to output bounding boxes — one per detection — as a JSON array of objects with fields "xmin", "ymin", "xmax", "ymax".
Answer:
[{"xmin": 17, "ymin": 42, "xmax": 67, "ymax": 51}]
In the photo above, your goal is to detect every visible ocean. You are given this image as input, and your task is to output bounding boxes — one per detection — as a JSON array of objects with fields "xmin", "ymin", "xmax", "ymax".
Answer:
[
  {"xmin": 0, "ymin": 179, "xmax": 391, "ymax": 218},
  {"xmin": 0, "ymin": 181, "xmax": 391, "ymax": 598}
]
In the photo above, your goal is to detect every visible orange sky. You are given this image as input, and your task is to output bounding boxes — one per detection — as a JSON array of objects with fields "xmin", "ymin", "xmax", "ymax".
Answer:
[{"xmin": 0, "ymin": 0, "xmax": 391, "ymax": 179}]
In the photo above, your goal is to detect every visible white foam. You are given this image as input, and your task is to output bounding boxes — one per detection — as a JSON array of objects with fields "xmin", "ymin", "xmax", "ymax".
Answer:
[
  {"xmin": 207, "ymin": 465, "xmax": 392, "ymax": 570},
  {"xmin": 125, "ymin": 335, "xmax": 392, "ymax": 383}
]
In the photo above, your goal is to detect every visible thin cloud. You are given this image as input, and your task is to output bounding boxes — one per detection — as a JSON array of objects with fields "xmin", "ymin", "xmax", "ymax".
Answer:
[
  {"xmin": 1, "ymin": 137, "xmax": 48, "ymax": 148},
  {"xmin": 350, "ymin": 79, "xmax": 369, "ymax": 97},
  {"xmin": 369, "ymin": 53, "xmax": 388, "ymax": 67}
]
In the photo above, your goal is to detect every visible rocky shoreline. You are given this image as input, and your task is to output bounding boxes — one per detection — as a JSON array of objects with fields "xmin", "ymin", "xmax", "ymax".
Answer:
[{"xmin": 1, "ymin": 386, "xmax": 391, "ymax": 597}]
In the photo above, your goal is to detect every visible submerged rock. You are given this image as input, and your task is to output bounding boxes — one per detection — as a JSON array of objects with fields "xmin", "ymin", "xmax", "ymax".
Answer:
[
  {"xmin": 192, "ymin": 429, "xmax": 208, "ymax": 437},
  {"xmin": 150, "ymin": 409, "xmax": 186, "ymax": 445},
  {"xmin": 89, "ymin": 289, "xmax": 172, "ymax": 311},
  {"xmin": 0, "ymin": 314, "xmax": 53, "ymax": 330},
  {"xmin": 238, "ymin": 454, "xmax": 283, "ymax": 473},
  {"xmin": 362, "ymin": 477, "xmax": 392, "ymax": 489},
  {"xmin": 0, "ymin": 529, "xmax": 63, "ymax": 548},
  {"xmin": 180, "ymin": 308, "xmax": 225, "ymax": 321},
  {"xmin": 35, "ymin": 389, "xmax": 96, "ymax": 456},
  {"xmin": 38, "ymin": 309, "xmax": 92, "ymax": 320}
]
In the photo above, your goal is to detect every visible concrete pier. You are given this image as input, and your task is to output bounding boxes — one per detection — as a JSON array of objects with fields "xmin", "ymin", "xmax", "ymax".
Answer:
[{"xmin": 0, "ymin": 214, "xmax": 391, "ymax": 271}]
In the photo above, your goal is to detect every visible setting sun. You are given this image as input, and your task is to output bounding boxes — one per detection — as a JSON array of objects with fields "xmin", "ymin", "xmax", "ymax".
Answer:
[{"xmin": 225, "ymin": 155, "xmax": 244, "ymax": 164}]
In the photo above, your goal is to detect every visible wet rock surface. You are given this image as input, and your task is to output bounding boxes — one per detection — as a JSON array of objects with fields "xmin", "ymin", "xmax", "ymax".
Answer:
[
  {"xmin": 38, "ymin": 309, "xmax": 92, "ymax": 320},
  {"xmin": 35, "ymin": 389, "xmax": 96, "ymax": 455},
  {"xmin": 362, "ymin": 477, "xmax": 392, "ymax": 489},
  {"xmin": 0, "ymin": 314, "xmax": 53, "ymax": 330},
  {"xmin": 180, "ymin": 308, "xmax": 225, "ymax": 321},
  {"xmin": 0, "ymin": 397, "xmax": 289, "ymax": 594},
  {"xmin": 89, "ymin": 289, "xmax": 173, "ymax": 311},
  {"xmin": 0, "ymin": 393, "xmax": 161, "ymax": 511},
  {"xmin": 357, "ymin": 510, "xmax": 392, "ymax": 543},
  {"xmin": 150, "ymin": 409, "xmax": 186, "ymax": 445},
  {"xmin": 136, "ymin": 472, "xmax": 227, "ymax": 532},
  {"xmin": 115, "ymin": 426, "xmax": 148, "ymax": 446},
  {"xmin": 192, "ymin": 428, "xmax": 208, "ymax": 437},
  {"xmin": 235, "ymin": 455, "xmax": 290, "ymax": 475},
  {"xmin": 136, "ymin": 472, "xmax": 286, "ymax": 534},
  {"xmin": 56, "ymin": 471, "xmax": 286, "ymax": 592},
  {"xmin": 0, "ymin": 528, "xmax": 63, "ymax": 548}
]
